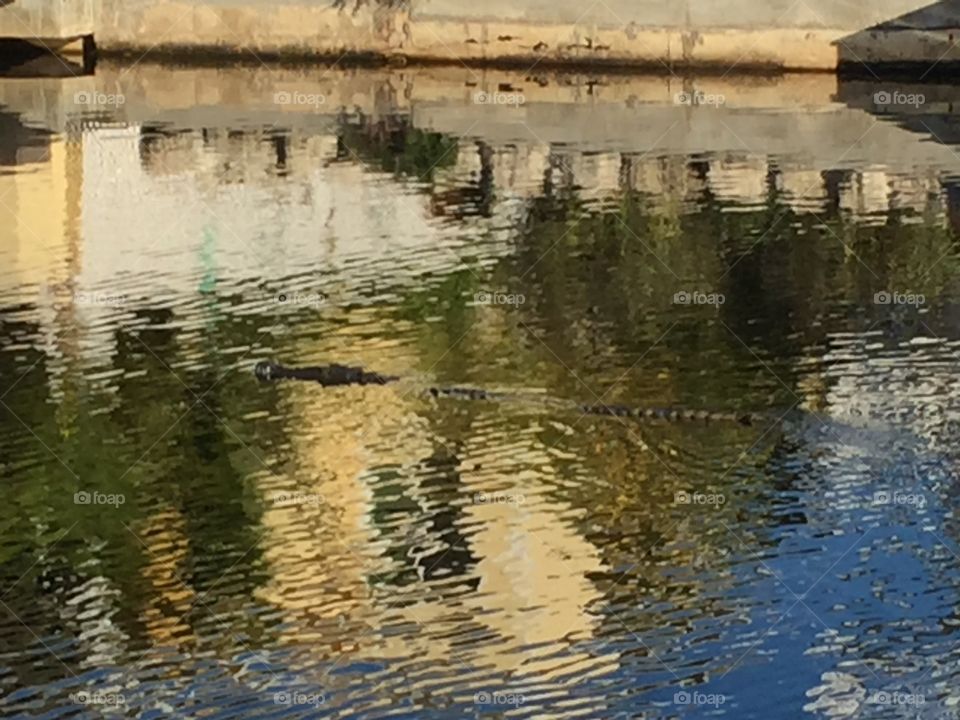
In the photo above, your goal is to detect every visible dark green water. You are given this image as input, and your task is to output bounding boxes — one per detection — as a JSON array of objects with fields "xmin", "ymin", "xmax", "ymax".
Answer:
[{"xmin": 2, "ymin": 65, "xmax": 960, "ymax": 718}]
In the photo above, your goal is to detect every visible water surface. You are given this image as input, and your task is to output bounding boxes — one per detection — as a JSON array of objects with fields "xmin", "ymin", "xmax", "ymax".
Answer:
[{"xmin": 2, "ymin": 64, "xmax": 960, "ymax": 718}]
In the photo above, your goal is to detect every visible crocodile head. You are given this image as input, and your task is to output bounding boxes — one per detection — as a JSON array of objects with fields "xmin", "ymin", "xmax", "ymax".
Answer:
[{"xmin": 254, "ymin": 361, "xmax": 280, "ymax": 382}]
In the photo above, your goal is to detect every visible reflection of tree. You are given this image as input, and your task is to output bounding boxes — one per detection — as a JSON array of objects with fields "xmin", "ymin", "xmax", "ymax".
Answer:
[
  {"xmin": 500, "ymin": 188, "xmax": 782, "ymax": 407},
  {"xmin": 0, "ymin": 108, "xmax": 50, "ymax": 165},
  {"xmin": 430, "ymin": 141, "xmax": 496, "ymax": 219},
  {"xmin": 500, "ymin": 172, "xmax": 956, "ymax": 404},
  {"xmin": 337, "ymin": 114, "xmax": 457, "ymax": 180},
  {"xmin": 367, "ymin": 445, "xmax": 479, "ymax": 591},
  {"xmin": 0, "ymin": 296, "xmax": 296, "ymax": 685}
]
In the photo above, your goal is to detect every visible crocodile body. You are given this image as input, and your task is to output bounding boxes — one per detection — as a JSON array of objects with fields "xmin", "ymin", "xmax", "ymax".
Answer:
[{"xmin": 254, "ymin": 361, "xmax": 771, "ymax": 426}]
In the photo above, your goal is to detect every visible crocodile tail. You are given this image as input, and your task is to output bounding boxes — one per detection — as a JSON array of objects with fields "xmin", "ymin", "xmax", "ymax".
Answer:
[
  {"xmin": 429, "ymin": 387, "xmax": 496, "ymax": 401},
  {"xmin": 579, "ymin": 403, "xmax": 632, "ymax": 417}
]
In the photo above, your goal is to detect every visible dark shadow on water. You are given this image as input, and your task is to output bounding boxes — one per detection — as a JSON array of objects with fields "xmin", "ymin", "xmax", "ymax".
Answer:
[
  {"xmin": 835, "ymin": 77, "xmax": 960, "ymax": 234},
  {"xmin": 836, "ymin": 78, "xmax": 960, "ymax": 142},
  {"xmin": 0, "ymin": 39, "xmax": 84, "ymax": 77},
  {"xmin": 0, "ymin": 105, "xmax": 51, "ymax": 166}
]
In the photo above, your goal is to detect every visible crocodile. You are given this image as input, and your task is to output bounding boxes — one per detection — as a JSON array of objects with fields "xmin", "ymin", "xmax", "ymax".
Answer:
[{"xmin": 254, "ymin": 361, "xmax": 771, "ymax": 426}]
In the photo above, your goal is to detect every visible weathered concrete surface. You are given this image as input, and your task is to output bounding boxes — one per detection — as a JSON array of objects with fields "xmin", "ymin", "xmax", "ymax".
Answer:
[
  {"xmin": 406, "ymin": 19, "xmax": 845, "ymax": 70},
  {"xmin": 0, "ymin": 0, "xmax": 95, "ymax": 43},
  {"xmin": 416, "ymin": 0, "xmax": 930, "ymax": 30},
  {"xmin": 97, "ymin": 0, "xmax": 410, "ymax": 59},
  {"xmin": 91, "ymin": 0, "xmax": 960, "ymax": 71},
  {"xmin": 411, "ymin": 0, "xmax": 960, "ymax": 70}
]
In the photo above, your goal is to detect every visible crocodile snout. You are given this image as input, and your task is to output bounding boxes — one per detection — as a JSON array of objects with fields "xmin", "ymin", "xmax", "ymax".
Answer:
[{"xmin": 254, "ymin": 361, "xmax": 279, "ymax": 381}]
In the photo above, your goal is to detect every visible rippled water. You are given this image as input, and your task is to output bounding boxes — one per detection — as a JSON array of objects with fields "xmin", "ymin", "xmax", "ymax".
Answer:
[{"xmin": 3, "ymin": 63, "xmax": 960, "ymax": 718}]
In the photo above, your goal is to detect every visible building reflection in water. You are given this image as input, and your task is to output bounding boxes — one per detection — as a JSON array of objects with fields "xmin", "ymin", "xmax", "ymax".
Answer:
[{"xmin": 252, "ymin": 329, "xmax": 621, "ymax": 706}]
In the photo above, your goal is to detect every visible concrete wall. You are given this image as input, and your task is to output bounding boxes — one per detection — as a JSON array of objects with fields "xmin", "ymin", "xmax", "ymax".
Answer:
[
  {"xmin": 96, "ymin": 0, "xmax": 409, "ymax": 59},
  {"xmin": 0, "ymin": 0, "xmax": 95, "ymax": 41},
  {"xmin": 411, "ymin": 0, "xmax": 960, "ymax": 70},
  {"xmin": 90, "ymin": 0, "xmax": 960, "ymax": 71},
  {"xmin": 416, "ymin": 0, "xmax": 929, "ymax": 30}
]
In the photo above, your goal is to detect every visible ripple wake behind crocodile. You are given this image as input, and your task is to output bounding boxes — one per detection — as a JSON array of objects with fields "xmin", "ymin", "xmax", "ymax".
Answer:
[{"xmin": 253, "ymin": 361, "xmax": 776, "ymax": 427}]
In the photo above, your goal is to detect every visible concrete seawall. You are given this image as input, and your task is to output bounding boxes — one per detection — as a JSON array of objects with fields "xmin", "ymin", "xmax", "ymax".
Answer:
[
  {"xmin": 5, "ymin": 0, "xmax": 960, "ymax": 72},
  {"xmin": 0, "ymin": 0, "xmax": 95, "ymax": 45},
  {"xmin": 93, "ymin": 0, "xmax": 960, "ymax": 72}
]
